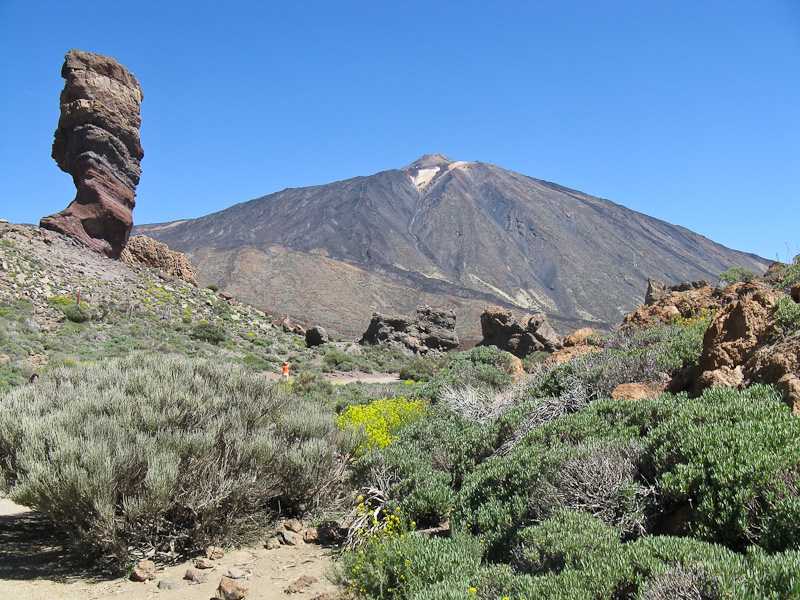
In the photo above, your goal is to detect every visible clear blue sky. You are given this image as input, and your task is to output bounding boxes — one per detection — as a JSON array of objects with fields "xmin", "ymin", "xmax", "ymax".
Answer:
[{"xmin": 1, "ymin": 0, "xmax": 798, "ymax": 262}]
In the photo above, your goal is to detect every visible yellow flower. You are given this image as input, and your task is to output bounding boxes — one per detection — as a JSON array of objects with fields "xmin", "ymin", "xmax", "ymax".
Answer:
[{"xmin": 469, "ymin": 588, "xmax": 478, "ymax": 594}]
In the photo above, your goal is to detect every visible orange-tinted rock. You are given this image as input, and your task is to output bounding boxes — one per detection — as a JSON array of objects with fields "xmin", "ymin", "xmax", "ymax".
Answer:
[
  {"xmin": 41, "ymin": 49, "xmax": 143, "ymax": 258},
  {"xmin": 121, "ymin": 235, "xmax": 198, "ymax": 285},
  {"xmin": 611, "ymin": 382, "xmax": 662, "ymax": 402},
  {"xmin": 563, "ymin": 328, "xmax": 596, "ymax": 347},
  {"xmin": 621, "ymin": 286, "xmax": 719, "ymax": 330}
]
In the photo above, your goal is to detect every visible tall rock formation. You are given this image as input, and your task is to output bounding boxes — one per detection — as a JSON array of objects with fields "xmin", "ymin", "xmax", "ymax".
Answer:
[{"xmin": 41, "ymin": 49, "xmax": 144, "ymax": 258}]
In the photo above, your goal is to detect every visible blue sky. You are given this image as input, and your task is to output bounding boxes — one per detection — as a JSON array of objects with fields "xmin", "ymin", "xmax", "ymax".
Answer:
[{"xmin": 1, "ymin": 0, "xmax": 798, "ymax": 262}]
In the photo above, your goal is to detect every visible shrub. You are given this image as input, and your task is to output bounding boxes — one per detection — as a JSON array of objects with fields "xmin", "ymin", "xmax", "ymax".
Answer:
[
  {"xmin": 323, "ymin": 349, "xmax": 357, "ymax": 371},
  {"xmin": 775, "ymin": 296, "xmax": 800, "ymax": 335},
  {"xmin": 190, "ymin": 321, "xmax": 227, "ymax": 344},
  {"xmin": 337, "ymin": 396, "xmax": 427, "ymax": 456},
  {"xmin": 646, "ymin": 385, "xmax": 800, "ymax": 551},
  {"xmin": 335, "ymin": 532, "xmax": 494, "ymax": 599},
  {"xmin": 292, "ymin": 369, "xmax": 334, "ymax": 395},
  {"xmin": 718, "ymin": 266, "xmax": 755, "ymax": 285},
  {"xmin": 398, "ymin": 356, "xmax": 439, "ymax": 382},
  {"xmin": 0, "ymin": 353, "xmax": 345, "ymax": 565},
  {"xmin": 205, "ymin": 283, "xmax": 219, "ymax": 292},
  {"xmin": 421, "ymin": 346, "xmax": 513, "ymax": 400}
]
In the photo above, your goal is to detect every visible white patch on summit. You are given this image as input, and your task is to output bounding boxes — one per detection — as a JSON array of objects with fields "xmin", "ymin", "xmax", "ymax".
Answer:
[{"xmin": 410, "ymin": 167, "xmax": 440, "ymax": 191}]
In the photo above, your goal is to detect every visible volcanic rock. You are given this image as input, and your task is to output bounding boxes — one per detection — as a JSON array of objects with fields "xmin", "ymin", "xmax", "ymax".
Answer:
[
  {"xmin": 305, "ymin": 326, "xmax": 329, "ymax": 347},
  {"xmin": 360, "ymin": 306, "xmax": 459, "ymax": 356},
  {"xmin": 121, "ymin": 235, "xmax": 198, "ymax": 285},
  {"xmin": 218, "ymin": 576, "xmax": 248, "ymax": 600},
  {"xmin": 645, "ymin": 278, "xmax": 711, "ymax": 305},
  {"xmin": 478, "ymin": 305, "xmax": 562, "ymax": 357},
  {"xmin": 692, "ymin": 288, "xmax": 790, "ymax": 399},
  {"xmin": 563, "ymin": 328, "xmax": 596, "ymax": 347},
  {"xmin": 130, "ymin": 559, "xmax": 156, "ymax": 581},
  {"xmin": 621, "ymin": 285, "xmax": 720, "ymax": 330},
  {"xmin": 41, "ymin": 49, "xmax": 144, "ymax": 258}
]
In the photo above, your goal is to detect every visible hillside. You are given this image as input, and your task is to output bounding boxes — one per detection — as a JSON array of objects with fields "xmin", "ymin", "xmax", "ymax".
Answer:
[{"xmin": 136, "ymin": 154, "xmax": 768, "ymax": 339}]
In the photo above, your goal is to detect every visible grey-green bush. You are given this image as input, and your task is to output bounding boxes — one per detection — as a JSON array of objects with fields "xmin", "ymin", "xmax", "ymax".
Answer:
[{"xmin": 0, "ymin": 353, "xmax": 346, "ymax": 565}]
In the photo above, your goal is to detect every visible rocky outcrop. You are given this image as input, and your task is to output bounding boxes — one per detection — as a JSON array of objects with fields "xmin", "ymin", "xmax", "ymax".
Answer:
[
  {"xmin": 41, "ymin": 49, "xmax": 144, "ymax": 258},
  {"xmin": 690, "ymin": 287, "xmax": 800, "ymax": 412},
  {"xmin": 478, "ymin": 305, "xmax": 562, "ymax": 357},
  {"xmin": 360, "ymin": 306, "xmax": 459, "ymax": 356},
  {"xmin": 621, "ymin": 284, "xmax": 720, "ymax": 330},
  {"xmin": 120, "ymin": 235, "xmax": 198, "ymax": 285},
  {"xmin": 645, "ymin": 278, "xmax": 711, "ymax": 305},
  {"xmin": 305, "ymin": 326, "xmax": 329, "ymax": 347}
]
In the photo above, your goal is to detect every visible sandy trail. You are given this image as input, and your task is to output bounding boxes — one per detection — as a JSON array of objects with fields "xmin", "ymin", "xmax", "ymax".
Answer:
[{"xmin": 0, "ymin": 498, "xmax": 341, "ymax": 600}]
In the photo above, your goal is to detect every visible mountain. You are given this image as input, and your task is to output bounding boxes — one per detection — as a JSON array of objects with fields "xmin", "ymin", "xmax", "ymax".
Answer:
[{"xmin": 135, "ymin": 154, "xmax": 768, "ymax": 340}]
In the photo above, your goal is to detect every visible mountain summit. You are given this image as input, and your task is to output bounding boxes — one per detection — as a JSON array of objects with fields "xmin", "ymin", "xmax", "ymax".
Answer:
[{"xmin": 135, "ymin": 156, "xmax": 768, "ymax": 339}]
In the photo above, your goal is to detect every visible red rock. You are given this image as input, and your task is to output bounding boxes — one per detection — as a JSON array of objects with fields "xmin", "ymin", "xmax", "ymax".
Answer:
[
  {"xmin": 563, "ymin": 328, "xmax": 596, "ymax": 347},
  {"xmin": 611, "ymin": 382, "xmax": 662, "ymax": 402},
  {"xmin": 217, "ymin": 576, "xmax": 248, "ymax": 600},
  {"xmin": 41, "ymin": 50, "xmax": 143, "ymax": 259},
  {"xmin": 130, "ymin": 559, "xmax": 155, "ymax": 581}
]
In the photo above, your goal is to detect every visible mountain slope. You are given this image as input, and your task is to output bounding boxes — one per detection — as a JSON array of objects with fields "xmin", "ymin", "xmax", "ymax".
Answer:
[{"xmin": 135, "ymin": 154, "xmax": 768, "ymax": 339}]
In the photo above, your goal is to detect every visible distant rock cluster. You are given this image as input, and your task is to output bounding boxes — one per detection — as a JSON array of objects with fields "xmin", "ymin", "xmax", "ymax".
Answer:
[
  {"xmin": 360, "ymin": 306, "xmax": 459, "ymax": 355},
  {"xmin": 121, "ymin": 235, "xmax": 198, "ymax": 286},
  {"xmin": 478, "ymin": 305, "xmax": 562, "ymax": 357},
  {"xmin": 41, "ymin": 49, "xmax": 144, "ymax": 258}
]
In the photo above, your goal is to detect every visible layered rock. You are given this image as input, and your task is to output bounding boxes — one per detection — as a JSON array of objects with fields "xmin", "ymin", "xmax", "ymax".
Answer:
[
  {"xmin": 360, "ymin": 306, "xmax": 459, "ymax": 356},
  {"xmin": 121, "ymin": 235, "xmax": 198, "ymax": 286},
  {"xmin": 41, "ymin": 49, "xmax": 144, "ymax": 258},
  {"xmin": 478, "ymin": 305, "xmax": 562, "ymax": 357}
]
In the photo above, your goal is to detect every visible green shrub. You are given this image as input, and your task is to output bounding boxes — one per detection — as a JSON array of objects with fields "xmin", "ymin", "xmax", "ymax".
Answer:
[
  {"xmin": 421, "ymin": 346, "xmax": 513, "ymax": 400},
  {"xmin": 398, "ymin": 356, "xmax": 439, "ymax": 382},
  {"xmin": 190, "ymin": 321, "xmax": 227, "ymax": 344},
  {"xmin": 719, "ymin": 266, "xmax": 755, "ymax": 285},
  {"xmin": 337, "ymin": 396, "xmax": 427, "ymax": 456},
  {"xmin": 775, "ymin": 296, "xmax": 800, "ymax": 335},
  {"xmin": 0, "ymin": 353, "xmax": 345, "ymax": 565},
  {"xmin": 205, "ymin": 283, "xmax": 219, "ymax": 292},
  {"xmin": 336, "ymin": 532, "xmax": 495, "ymax": 599},
  {"xmin": 323, "ymin": 349, "xmax": 357, "ymax": 371},
  {"xmin": 646, "ymin": 385, "xmax": 800, "ymax": 551},
  {"xmin": 292, "ymin": 369, "xmax": 334, "ymax": 395}
]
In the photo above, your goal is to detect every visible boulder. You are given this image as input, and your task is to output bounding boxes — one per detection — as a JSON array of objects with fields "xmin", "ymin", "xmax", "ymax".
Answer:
[
  {"xmin": 120, "ymin": 235, "xmax": 198, "ymax": 285},
  {"xmin": 41, "ymin": 49, "xmax": 144, "ymax": 258},
  {"xmin": 305, "ymin": 326, "xmax": 329, "ymax": 347},
  {"xmin": 360, "ymin": 306, "xmax": 459, "ymax": 356},
  {"xmin": 563, "ymin": 328, "xmax": 596, "ymax": 347},
  {"xmin": 184, "ymin": 568, "xmax": 208, "ymax": 583},
  {"xmin": 692, "ymin": 288, "xmax": 800, "ymax": 410},
  {"xmin": 747, "ymin": 334, "xmax": 800, "ymax": 414},
  {"xmin": 792, "ymin": 283, "xmax": 800, "ymax": 304},
  {"xmin": 130, "ymin": 559, "xmax": 155, "ymax": 581},
  {"xmin": 478, "ymin": 305, "xmax": 562, "ymax": 357},
  {"xmin": 645, "ymin": 278, "xmax": 711, "ymax": 306},
  {"xmin": 218, "ymin": 576, "xmax": 248, "ymax": 600}
]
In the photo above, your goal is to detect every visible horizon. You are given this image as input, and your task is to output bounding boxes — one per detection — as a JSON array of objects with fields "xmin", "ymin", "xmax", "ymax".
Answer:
[{"xmin": 1, "ymin": 1, "xmax": 798, "ymax": 263}]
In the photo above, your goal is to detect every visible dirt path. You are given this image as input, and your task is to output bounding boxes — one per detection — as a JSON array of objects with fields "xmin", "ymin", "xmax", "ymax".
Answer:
[
  {"xmin": 0, "ymin": 499, "xmax": 341, "ymax": 600},
  {"xmin": 262, "ymin": 371, "xmax": 400, "ymax": 385}
]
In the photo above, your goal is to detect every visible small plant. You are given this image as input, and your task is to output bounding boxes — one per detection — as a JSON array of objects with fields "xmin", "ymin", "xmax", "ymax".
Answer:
[
  {"xmin": 205, "ymin": 283, "xmax": 219, "ymax": 292},
  {"xmin": 718, "ymin": 266, "xmax": 755, "ymax": 285},
  {"xmin": 775, "ymin": 296, "xmax": 800, "ymax": 335}
]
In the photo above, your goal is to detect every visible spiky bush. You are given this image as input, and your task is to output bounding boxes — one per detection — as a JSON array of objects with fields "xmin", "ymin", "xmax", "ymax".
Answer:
[{"xmin": 0, "ymin": 353, "xmax": 346, "ymax": 565}]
